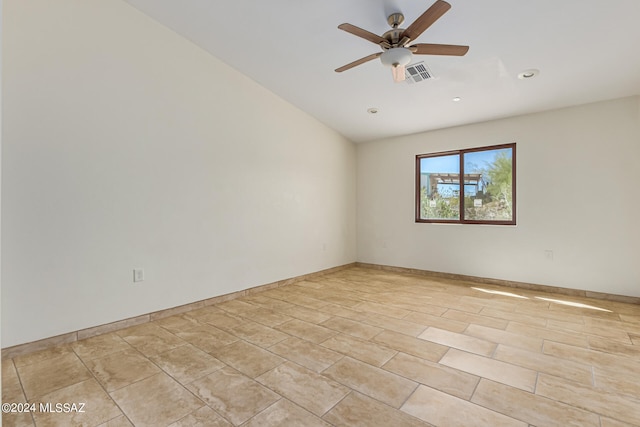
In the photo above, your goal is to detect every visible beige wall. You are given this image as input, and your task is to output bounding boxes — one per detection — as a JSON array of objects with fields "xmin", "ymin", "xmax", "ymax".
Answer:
[
  {"xmin": 1, "ymin": 0, "xmax": 356, "ymax": 347},
  {"xmin": 357, "ymin": 96, "xmax": 640, "ymax": 297}
]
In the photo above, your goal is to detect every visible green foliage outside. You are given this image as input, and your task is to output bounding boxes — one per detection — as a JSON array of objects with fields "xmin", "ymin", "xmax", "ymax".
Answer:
[
  {"xmin": 420, "ymin": 186, "xmax": 459, "ymax": 219},
  {"xmin": 421, "ymin": 150, "xmax": 512, "ymax": 221}
]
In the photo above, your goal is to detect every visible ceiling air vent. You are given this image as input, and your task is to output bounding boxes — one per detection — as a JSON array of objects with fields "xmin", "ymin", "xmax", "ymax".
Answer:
[{"xmin": 405, "ymin": 61, "xmax": 434, "ymax": 84}]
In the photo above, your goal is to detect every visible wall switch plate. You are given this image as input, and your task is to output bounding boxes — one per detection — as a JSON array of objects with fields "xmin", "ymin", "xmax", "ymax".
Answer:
[
  {"xmin": 544, "ymin": 250, "xmax": 554, "ymax": 260},
  {"xmin": 133, "ymin": 268, "xmax": 144, "ymax": 282}
]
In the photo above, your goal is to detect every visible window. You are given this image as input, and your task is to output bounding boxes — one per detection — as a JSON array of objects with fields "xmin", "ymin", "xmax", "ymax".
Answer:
[{"xmin": 416, "ymin": 143, "xmax": 516, "ymax": 225}]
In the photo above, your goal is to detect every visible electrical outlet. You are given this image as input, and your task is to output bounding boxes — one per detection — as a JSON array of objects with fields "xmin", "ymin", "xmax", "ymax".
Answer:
[
  {"xmin": 544, "ymin": 250, "xmax": 554, "ymax": 261},
  {"xmin": 133, "ymin": 268, "xmax": 144, "ymax": 282}
]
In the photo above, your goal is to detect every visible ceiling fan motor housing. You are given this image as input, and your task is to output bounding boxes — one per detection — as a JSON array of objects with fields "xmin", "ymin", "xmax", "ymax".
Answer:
[
  {"xmin": 384, "ymin": 13, "xmax": 406, "ymax": 45},
  {"xmin": 382, "ymin": 28, "xmax": 405, "ymax": 45}
]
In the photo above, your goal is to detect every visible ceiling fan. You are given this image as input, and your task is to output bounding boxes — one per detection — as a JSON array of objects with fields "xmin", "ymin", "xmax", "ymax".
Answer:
[{"xmin": 335, "ymin": 0, "xmax": 469, "ymax": 82}]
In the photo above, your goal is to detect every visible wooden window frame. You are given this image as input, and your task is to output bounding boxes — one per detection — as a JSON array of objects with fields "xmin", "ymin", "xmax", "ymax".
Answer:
[{"xmin": 415, "ymin": 143, "xmax": 516, "ymax": 225}]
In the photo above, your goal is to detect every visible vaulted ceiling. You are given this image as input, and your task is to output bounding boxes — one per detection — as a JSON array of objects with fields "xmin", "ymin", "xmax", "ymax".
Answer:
[{"xmin": 124, "ymin": 0, "xmax": 640, "ymax": 142}]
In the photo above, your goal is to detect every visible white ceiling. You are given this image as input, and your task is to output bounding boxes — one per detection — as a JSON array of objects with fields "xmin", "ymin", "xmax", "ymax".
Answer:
[{"xmin": 124, "ymin": 0, "xmax": 640, "ymax": 143}]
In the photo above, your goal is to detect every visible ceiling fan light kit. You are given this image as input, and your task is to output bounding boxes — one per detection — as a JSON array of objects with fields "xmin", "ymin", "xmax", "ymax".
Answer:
[
  {"xmin": 380, "ymin": 48, "xmax": 413, "ymax": 82},
  {"xmin": 335, "ymin": 0, "xmax": 468, "ymax": 83},
  {"xmin": 380, "ymin": 48, "xmax": 413, "ymax": 67}
]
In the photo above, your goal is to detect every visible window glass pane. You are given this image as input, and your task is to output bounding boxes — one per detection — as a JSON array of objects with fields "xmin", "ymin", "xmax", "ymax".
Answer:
[
  {"xmin": 463, "ymin": 147, "xmax": 513, "ymax": 222},
  {"xmin": 419, "ymin": 154, "xmax": 460, "ymax": 220}
]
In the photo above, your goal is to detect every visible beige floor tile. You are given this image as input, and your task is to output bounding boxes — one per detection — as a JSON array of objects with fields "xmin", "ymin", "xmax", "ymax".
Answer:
[
  {"xmin": 150, "ymin": 344, "xmax": 225, "ymax": 383},
  {"xmin": 71, "ymin": 332, "xmax": 133, "ymax": 361},
  {"xmin": 404, "ymin": 311, "xmax": 469, "ymax": 333},
  {"xmin": 323, "ymin": 391, "xmax": 430, "ymax": 427},
  {"xmin": 536, "ymin": 373, "xmax": 640, "ymax": 426},
  {"xmin": 418, "ymin": 327, "xmax": 496, "ymax": 357},
  {"xmin": 620, "ymin": 313, "xmax": 640, "ymax": 325},
  {"xmin": 600, "ymin": 417, "xmax": 638, "ymax": 427},
  {"xmin": 31, "ymin": 379, "xmax": 122, "ymax": 427},
  {"xmin": 17, "ymin": 352, "xmax": 92, "ymax": 400},
  {"xmin": 182, "ymin": 305, "xmax": 224, "ymax": 319},
  {"xmin": 323, "ymin": 357, "xmax": 418, "ymax": 408},
  {"xmin": 543, "ymin": 340, "xmax": 640, "ymax": 378},
  {"xmin": 197, "ymin": 311, "xmax": 245, "ymax": 330},
  {"xmin": 276, "ymin": 293, "xmax": 329, "ymax": 310},
  {"xmin": 268, "ymin": 337, "xmax": 343, "ymax": 372},
  {"xmin": 515, "ymin": 302, "xmax": 586, "ymax": 325},
  {"xmin": 588, "ymin": 336, "xmax": 640, "ymax": 357},
  {"xmin": 506, "ymin": 322, "xmax": 589, "ymax": 347},
  {"xmin": 242, "ymin": 294, "xmax": 297, "ymax": 311},
  {"xmin": 546, "ymin": 319, "xmax": 633, "ymax": 343},
  {"xmin": 175, "ymin": 324, "xmax": 239, "ymax": 353},
  {"xmin": 461, "ymin": 295, "xmax": 521, "ymax": 312},
  {"xmin": 153, "ymin": 314, "xmax": 204, "ymax": 333},
  {"xmin": 375, "ymin": 294, "xmax": 447, "ymax": 316},
  {"xmin": 1, "ymin": 412, "xmax": 35, "ymax": 427},
  {"xmin": 216, "ymin": 299, "xmax": 259, "ymax": 315},
  {"xmin": 471, "ymin": 379, "xmax": 600, "ymax": 427},
  {"xmin": 320, "ymin": 333, "xmax": 396, "ymax": 367},
  {"xmin": 548, "ymin": 302, "xmax": 623, "ymax": 321},
  {"xmin": 12, "ymin": 345, "xmax": 74, "ymax": 369},
  {"xmin": 371, "ymin": 330, "xmax": 448, "ymax": 362},
  {"xmin": 278, "ymin": 305, "xmax": 332, "ymax": 324},
  {"xmin": 440, "ymin": 348, "xmax": 537, "ymax": 392},
  {"xmin": 494, "ymin": 344, "xmax": 593, "ymax": 385},
  {"xmin": 593, "ymin": 367, "xmax": 640, "ymax": 400},
  {"xmin": 97, "ymin": 415, "xmax": 134, "ymax": 426},
  {"xmin": 257, "ymin": 362, "xmax": 350, "ymax": 416},
  {"xmin": 480, "ymin": 307, "xmax": 548, "ymax": 327},
  {"xmin": 187, "ymin": 367, "xmax": 279, "ymax": 426},
  {"xmin": 429, "ymin": 296, "xmax": 485, "ymax": 314},
  {"xmin": 294, "ymin": 280, "xmax": 326, "ymax": 289},
  {"xmin": 1, "ymin": 368, "xmax": 34, "ymax": 427},
  {"xmin": 314, "ymin": 293, "xmax": 363, "ymax": 308},
  {"xmin": 383, "ymin": 352, "xmax": 479, "ymax": 400},
  {"xmin": 353, "ymin": 301, "xmax": 412, "ymax": 320},
  {"xmin": 274, "ymin": 318, "xmax": 337, "ymax": 344},
  {"xmin": 320, "ymin": 316, "xmax": 383, "ymax": 340},
  {"xmin": 212, "ymin": 340, "xmax": 285, "ymax": 378},
  {"xmin": 168, "ymin": 406, "xmax": 232, "ymax": 427},
  {"xmin": 239, "ymin": 307, "xmax": 292, "ymax": 327},
  {"xmin": 442, "ymin": 309, "xmax": 509, "ymax": 330},
  {"xmin": 359, "ymin": 312, "xmax": 427, "ymax": 337},
  {"xmin": 243, "ymin": 399, "xmax": 332, "ymax": 427},
  {"xmin": 85, "ymin": 349, "xmax": 161, "ymax": 392},
  {"xmin": 6, "ymin": 266, "xmax": 640, "ymax": 427},
  {"xmin": 111, "ymin": 373, "xmax": 203, "ymax": 427},
  {"xmin": 464, "ymin": 324, "xmax": 542, "ymax": 352},
  {"xmin": 401, "ymin": 385, "xmax": 527, "ymax": 426},
  {"xmin": 117, "ymin": 323, "xmax": 185, "ymax": 356},
  {"xmin": 318, "ymin": 304, "xmax": 368, "ymax": 322},
  {"xmin": 227, "ymin": 320, "xmax": 289, "ymax": 347},
  {"xmin": 2, "ymin": 360, "xmax": 26, "ymax": 401}
]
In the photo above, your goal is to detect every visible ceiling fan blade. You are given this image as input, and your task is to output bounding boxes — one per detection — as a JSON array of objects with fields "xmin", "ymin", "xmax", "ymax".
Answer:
[
  {"xmin": 410, "ymin": 43, "xmax": 469, "ymax": 56},
  {"xmin": 338, "ymin": 23, "xmax": 388, "ymax": 45},
  {"xmin": 335, "ymin": 52, "xmax": 382, "ymax": 72},
  {"xmin": 401, "ymin": 0, "xmax": 451, "ymax": 42}
]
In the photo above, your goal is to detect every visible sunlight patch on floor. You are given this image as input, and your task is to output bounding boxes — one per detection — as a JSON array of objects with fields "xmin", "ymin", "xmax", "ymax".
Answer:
[
  {"xmin": 534, "ymin": 296, "xmax": 612, "ymax": 312},
  {"xmin": 472, "ymin": 287, "xmax": 529, "ymax": 299}
]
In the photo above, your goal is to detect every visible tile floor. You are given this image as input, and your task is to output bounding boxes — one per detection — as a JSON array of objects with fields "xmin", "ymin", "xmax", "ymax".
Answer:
[{"xmin": 3, "ymin": 267, "xmax": 640, "ymax": 426}]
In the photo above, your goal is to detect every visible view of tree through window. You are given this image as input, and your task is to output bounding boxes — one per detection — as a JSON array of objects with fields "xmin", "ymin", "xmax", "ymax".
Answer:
[{"xmin": 416, "ymin": 143, "xmax": 516, "ymax": 225}]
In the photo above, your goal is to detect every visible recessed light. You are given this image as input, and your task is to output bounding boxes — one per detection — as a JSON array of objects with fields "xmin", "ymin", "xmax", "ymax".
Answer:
[
  {"xmin": 367, "ymin": 108, "xmax": 379, "ymax": 114},
  {"xmin": 518, "ymin": 69, "xmax": 539, "ymax": 79},
  {"xmin": 452, "ymin": 97, "xmax": 461, "ymax": 102}
]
